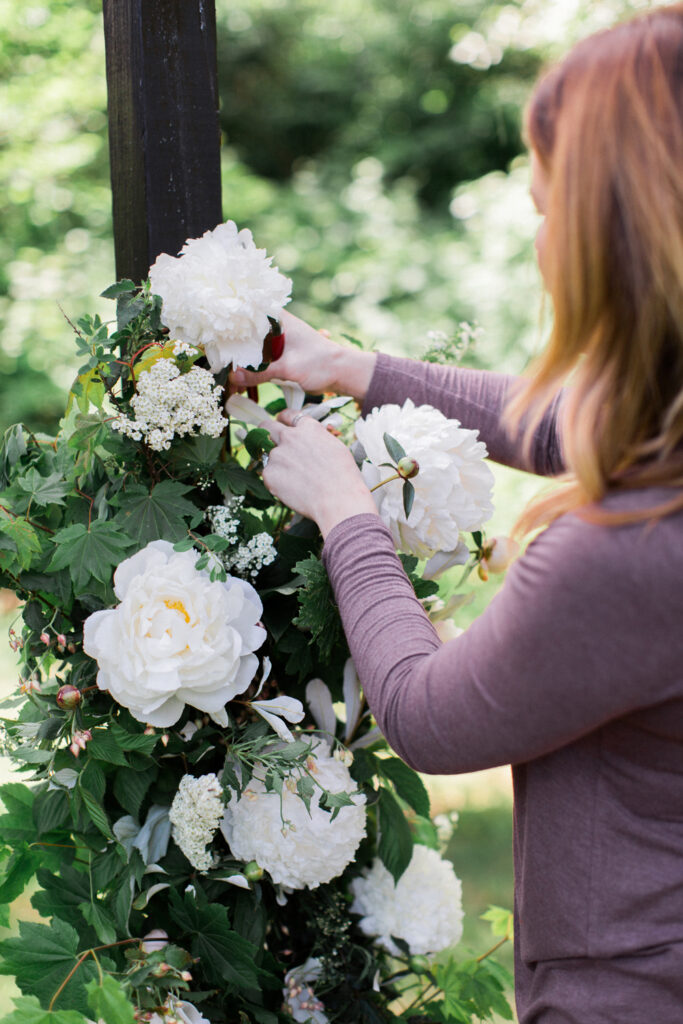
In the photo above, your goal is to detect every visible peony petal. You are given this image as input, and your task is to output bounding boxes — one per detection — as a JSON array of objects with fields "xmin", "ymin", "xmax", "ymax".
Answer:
[
  {"xmin": 306, "ymin": 679, "xmax": 337, "ymax": 737},
  {"xmin": 342, "ymin": 659, "xmax": 362, "ymax": 742},
  {"xmin": 252, "ymin": 696, "xmax": 305, "ymax": 723},
  {"xmin": 226, "ymin": 393, "xmax": 274, "ymax": 426},
  {"xmin": 252, "ymin": 705, "xmax": 296, "ymax": 743}
]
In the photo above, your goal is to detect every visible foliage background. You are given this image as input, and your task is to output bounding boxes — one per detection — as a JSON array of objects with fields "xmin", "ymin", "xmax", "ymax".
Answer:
[{"xmin": 0, "ymin": 0, "xmax": 669, "ymax": 1015}]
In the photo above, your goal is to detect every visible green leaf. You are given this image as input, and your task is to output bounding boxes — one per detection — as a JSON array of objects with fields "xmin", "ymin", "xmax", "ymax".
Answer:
[
  {"xmin": 114, "ymin": 481, "xmax": 200, "ymax": 545},
  {"xmin": 87, "ymin": 730, "xmax": 129, "ymax": 768},
  {"xmin": 0, "ymin": 784, "xmax": 37, "ymax": 844},
  {"xmin": 213, "ymin": 462, "xmax": 271, "ymax": 500},
  {"xmin": 31, "ymin": 867, "xmax": 94, "ymax": 934},
  {"xmin": 33, "ymin": 789, "xmax": 71, "ymax": 835},
  {"xmin": 100, "ymin": 280, "xmax": 136, "ymax": 299},
  {"xmin": 0, "ymin": 918, "xmax": 100, "ymax": 1014},
  {"xmin": 48, "ymin": 521, "xmax": 131, "ymax": 592},
  {"xmin": 243, "ymin": 428, "xmax": 275, "ymax": 461},
  {"xmin": 110, "ymin": 724, "xmax": 158, "ymax": 755},
  {"xmin": 377, "ymin": 786, "xmax": 413, "ymax": 883},
  {"xmin": 112, "ymin": 768, "xmax": 154, "ymax": 819},
  {"xmin": 79, "ymin": 783, "xmax": 113, "ymax": 840},
  {"xmin": 378, "ymin": 757, "xmax": 430, "ymax": 818},
  {"xmin": 170, "ymin": 889, "xmax": 271, "ymax": 992},
  {"xmin": 0, "ymin": 844, "xmax": 41, "ymax": 908},
  {"xmin": 79, "ymin": 902, "xmax": 117, "ymax": 946},
  {"xmin": 0, "ymin": 995, "xmax": 87, "ymax": 1024},
  {"xmin": 293, "ymin": 555, "xmax": 343, "ymax": 663},
  {"xmin": 402, "ymin": 479, "xmax": 415, "ymax": 518},
  {"xmin": 0, "ymin": 513, "xmax": 42, "ymax": 570},
  {"xmin": 16, "ymin": 468, "xmax": 69, "ymax": 507},
  {"xmin": 383, "ymin": 432, "xmax": 406, "ymax": 463},
  {"xmin": 481, "ymin": 904, "xmax": 513, "ymax": 939},
  {"xmin": 85, "ymin": 977, "xmax": 135, "ymax": 1024}
]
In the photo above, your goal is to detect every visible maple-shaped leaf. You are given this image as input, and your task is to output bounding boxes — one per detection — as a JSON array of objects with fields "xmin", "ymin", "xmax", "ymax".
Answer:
[
  {"xmin": 48, "ymin": 521, "xmax": 131, "ymax": 592},
  {"xmin": 16, "ymin": 468, "xmax": 69, "ymax": 507},
  {"xmin": 113, "ymin": 480, "xmax": 201, "ymax": 545},
  {"xmin": 0, "ymin": 918, "xmax": 100, "ymax": 1014},
  {"xmin": 0, "ymin": 995, "xmax": 87, "ymax": 1024}
]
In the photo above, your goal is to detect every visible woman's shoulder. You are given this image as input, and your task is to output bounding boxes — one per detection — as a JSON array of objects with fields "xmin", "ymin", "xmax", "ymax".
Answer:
[{"xmin": 516, "ymin": 487, "xmax": 681, "ymax": 616}]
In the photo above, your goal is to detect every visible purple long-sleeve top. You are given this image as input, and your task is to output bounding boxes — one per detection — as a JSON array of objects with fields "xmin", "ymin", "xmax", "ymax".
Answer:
[{"xmin": 322, "ymin": 354, "xmax": 683, "ymax": 1021}]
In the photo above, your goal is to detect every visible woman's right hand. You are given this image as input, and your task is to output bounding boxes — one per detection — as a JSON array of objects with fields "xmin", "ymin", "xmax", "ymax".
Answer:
[{"xmin": 228, "ymin": 310, "xmax": 377, "ymax": 400}]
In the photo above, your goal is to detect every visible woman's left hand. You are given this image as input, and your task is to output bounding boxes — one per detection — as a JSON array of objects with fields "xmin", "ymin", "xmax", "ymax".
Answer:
[{"xmin": 261, "ymin": 410, "xmax": 379, "ymax": 539}]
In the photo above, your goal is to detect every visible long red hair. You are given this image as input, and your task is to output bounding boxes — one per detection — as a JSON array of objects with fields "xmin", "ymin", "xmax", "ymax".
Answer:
[{"xmin": 507, "ymin": 3, "xmax": 683, "ymax": 532}]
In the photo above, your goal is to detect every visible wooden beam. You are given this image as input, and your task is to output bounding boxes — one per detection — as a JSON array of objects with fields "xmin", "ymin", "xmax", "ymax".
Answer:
[{"xmin": 103, "ymin": 0, "xmax": 222, "ymax": 284}]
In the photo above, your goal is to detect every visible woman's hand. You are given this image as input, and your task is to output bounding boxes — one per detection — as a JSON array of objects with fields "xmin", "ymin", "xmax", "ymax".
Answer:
[
  {"xmin": 262, "ymin": 409, "xmax": 379, "ymax": 539},
  {"xmin": 229, "ymin": 310, "xmax": 377, "ymax": 400}
]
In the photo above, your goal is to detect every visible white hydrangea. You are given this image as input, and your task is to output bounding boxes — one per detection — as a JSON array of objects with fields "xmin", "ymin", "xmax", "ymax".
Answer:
[
  {"xmin": 355, "ymin": 399, "xmax": 494, "ymax": 558},
  {"xmin": 112, "ymin": 358, "xmax": 227, "ymax": 451},
  {"xmin": 149, "ymin": 220, "xmax": 292, "ymax": 372},
  {"xmin": 220, "ymin": 739, "xmax": 366, "ymax": 890},
  {"xmin": 349, "ymin": 843, "xmax": 464, "ymax": 955},
  {"xmin": 169, "ymin": 773, "xmax": 225, "ymax": 872},
  {"xmin": 83, "ymin": 540, "xmax": 265, "ymax": 727}
]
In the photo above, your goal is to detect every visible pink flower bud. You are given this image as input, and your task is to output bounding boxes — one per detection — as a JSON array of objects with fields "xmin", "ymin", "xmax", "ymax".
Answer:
[
  {"xmin": 56, "ymin": 685, "xmax": 82, "ymax": 710},
  {"xmin": 57, "ymin": 634, "xmax": 67, "ymax": 647},
  {"xmin": 397, "ymin": 455, "xmax": 420, "ymax": 479},
  {"xmin": 40, "ymin": 632, "xmax": 50, "ymax": 645},
  {"xmin": 180, "ymin": 970, "xmax": 193, "ymax": 981}
]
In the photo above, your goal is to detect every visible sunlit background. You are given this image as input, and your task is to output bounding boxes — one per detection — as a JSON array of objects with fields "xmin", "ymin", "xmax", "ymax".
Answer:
[{"xmin": 0, "ymin": 0, "xmax": 672, "ymax": 1014}]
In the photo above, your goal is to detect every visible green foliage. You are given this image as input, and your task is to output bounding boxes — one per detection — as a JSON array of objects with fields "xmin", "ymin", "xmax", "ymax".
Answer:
[
  {"xmin": 292, "ymin": 554, "xmax": 344, "ymax": 663},
  {"xmin": 0, "ymin": 996, "xmax": 87, "ymax": 1024}
]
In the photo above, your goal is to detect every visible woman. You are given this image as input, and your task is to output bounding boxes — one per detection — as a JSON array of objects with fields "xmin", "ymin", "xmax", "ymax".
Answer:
[{"xmin": 231, "ymin": 6, "xmax": 683, "ymax": 1021}]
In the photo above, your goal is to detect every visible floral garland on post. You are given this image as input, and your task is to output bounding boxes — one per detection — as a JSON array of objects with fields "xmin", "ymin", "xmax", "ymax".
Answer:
[{"xmin": 0, "ymin": 221, "xmax": 516, "ymax": 1024}]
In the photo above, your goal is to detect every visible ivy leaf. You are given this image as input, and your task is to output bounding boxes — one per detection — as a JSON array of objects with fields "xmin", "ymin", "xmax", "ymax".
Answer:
[
  {"xmin": 16, "ymin": 468, "xmax": 69, "ymax": 507},
  {"xmin": 376, "ymin": 787, "xmax": 413, "ymax": 883},
  {"xmin": 0, "ymin": 918, "xmax": 100, "ymax": 1014},
  {"xmin": 383, "ymin": 432, "xmax": 406, "ymax": 463},
  {"xmin": 293, "ymin": 556, "xmax": 343, "ymax": 663},
  {"xmin": 31, "ymin": 867, "xmax": 94, "ymax": 935},
  {"xmin": 0, "ymin": 784, "xmax": 37, "ymax": 844},
  {"xmin": 114, "ymin": 481, "xmax": 201, "ymax": 545},
  {"xmin": 377, "ymin": 757, "xmax": 430, "ymax": 818},
  {"xmin": 85, "ymin": 977, "xmax": 135, "ymax": 1024},
  {"xmin": 48, "ymin": 521, "xmax": 131, "ymax": 592},
  {"xmin": 0, "ymin": 995, "xmax": 87, "ymax": 1024}
]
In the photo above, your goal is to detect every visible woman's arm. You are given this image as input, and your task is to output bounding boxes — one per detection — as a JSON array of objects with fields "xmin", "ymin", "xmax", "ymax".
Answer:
[
  {"xmin": 322, "ymin": 509, "xmax": 678, "ymax": 773},
  {"xmin": 231, "ymin": 311, "xmax": 565, "ymax": 477},
  {"xmin": 364, "ymin": 353, "xmax": 565, "ymax": 476}
]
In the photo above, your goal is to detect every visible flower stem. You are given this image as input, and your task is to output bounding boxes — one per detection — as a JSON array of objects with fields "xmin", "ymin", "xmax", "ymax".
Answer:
[
  {"xmin": 370, "ymin": 472, "xmax": 400, "ymax": 492},
  {"xmin": 476, "ymin": 934, "xmax": 510, "ymax": 962}
]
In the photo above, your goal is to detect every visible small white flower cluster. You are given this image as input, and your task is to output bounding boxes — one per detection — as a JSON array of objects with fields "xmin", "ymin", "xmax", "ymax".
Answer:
[
  {"xmin": 206, "ymin": 501, "xmax": 276, "ymax": 580},
  {"xmin": 206, "ymin": 499, "xmax": 244, "ymax": 542},
  {"xmin": 112, "ymin": 358, "xmax": 227, "ymax": 451},
  {"xmin": 169, "ymin": 772, "xmax": 225, "ymax": 872},
  {"xmin": 221, "ymin": 739, "xmax": 366, "ymax": 890},
  {"xmin": 350, "ymin": 843, "xmax": 464, "ymax": 955},
  {"xmin": 225, "ymin": 533, "xmax": 277, "ymax": 580}
]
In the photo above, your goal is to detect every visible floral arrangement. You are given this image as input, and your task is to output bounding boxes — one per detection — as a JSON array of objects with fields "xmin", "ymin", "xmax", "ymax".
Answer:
[{"xmin": 0, "ymin": 222, "xmax": 515, "ymax": 1024}]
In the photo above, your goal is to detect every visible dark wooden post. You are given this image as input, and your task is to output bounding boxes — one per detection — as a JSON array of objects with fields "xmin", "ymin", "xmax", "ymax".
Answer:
[{"xmin": 102, "ymin": 0, "xmax": 223, "ymax": 284}]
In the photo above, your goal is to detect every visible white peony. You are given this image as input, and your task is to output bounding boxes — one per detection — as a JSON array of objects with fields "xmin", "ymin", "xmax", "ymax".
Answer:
[
  {"xmin": 220, "ymin": 739, "xmax": 366, "ymax": 890},
  {"xmin": 83, "ymin": 540, "xmax": 265, "ymax": 727},
  {"xmin": 169, "ymin": 773, "xmax": 225, "ymax": 872},
  {"xmin": 149, "ymin": 221, "xmax": 291, "ymax": 372},
  {"xmin": 355, "ymin": 399, "xmax": 494, "ymax": 558},
  {"xmin": 349, "ymin": 843, "xmax": 464, "ymax": 955}
]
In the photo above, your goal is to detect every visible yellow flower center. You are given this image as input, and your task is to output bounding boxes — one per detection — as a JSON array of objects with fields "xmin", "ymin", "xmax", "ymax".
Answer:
[{"xmin": 164, "ymin": 598, "xmax": 191, "ymax": 624}]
